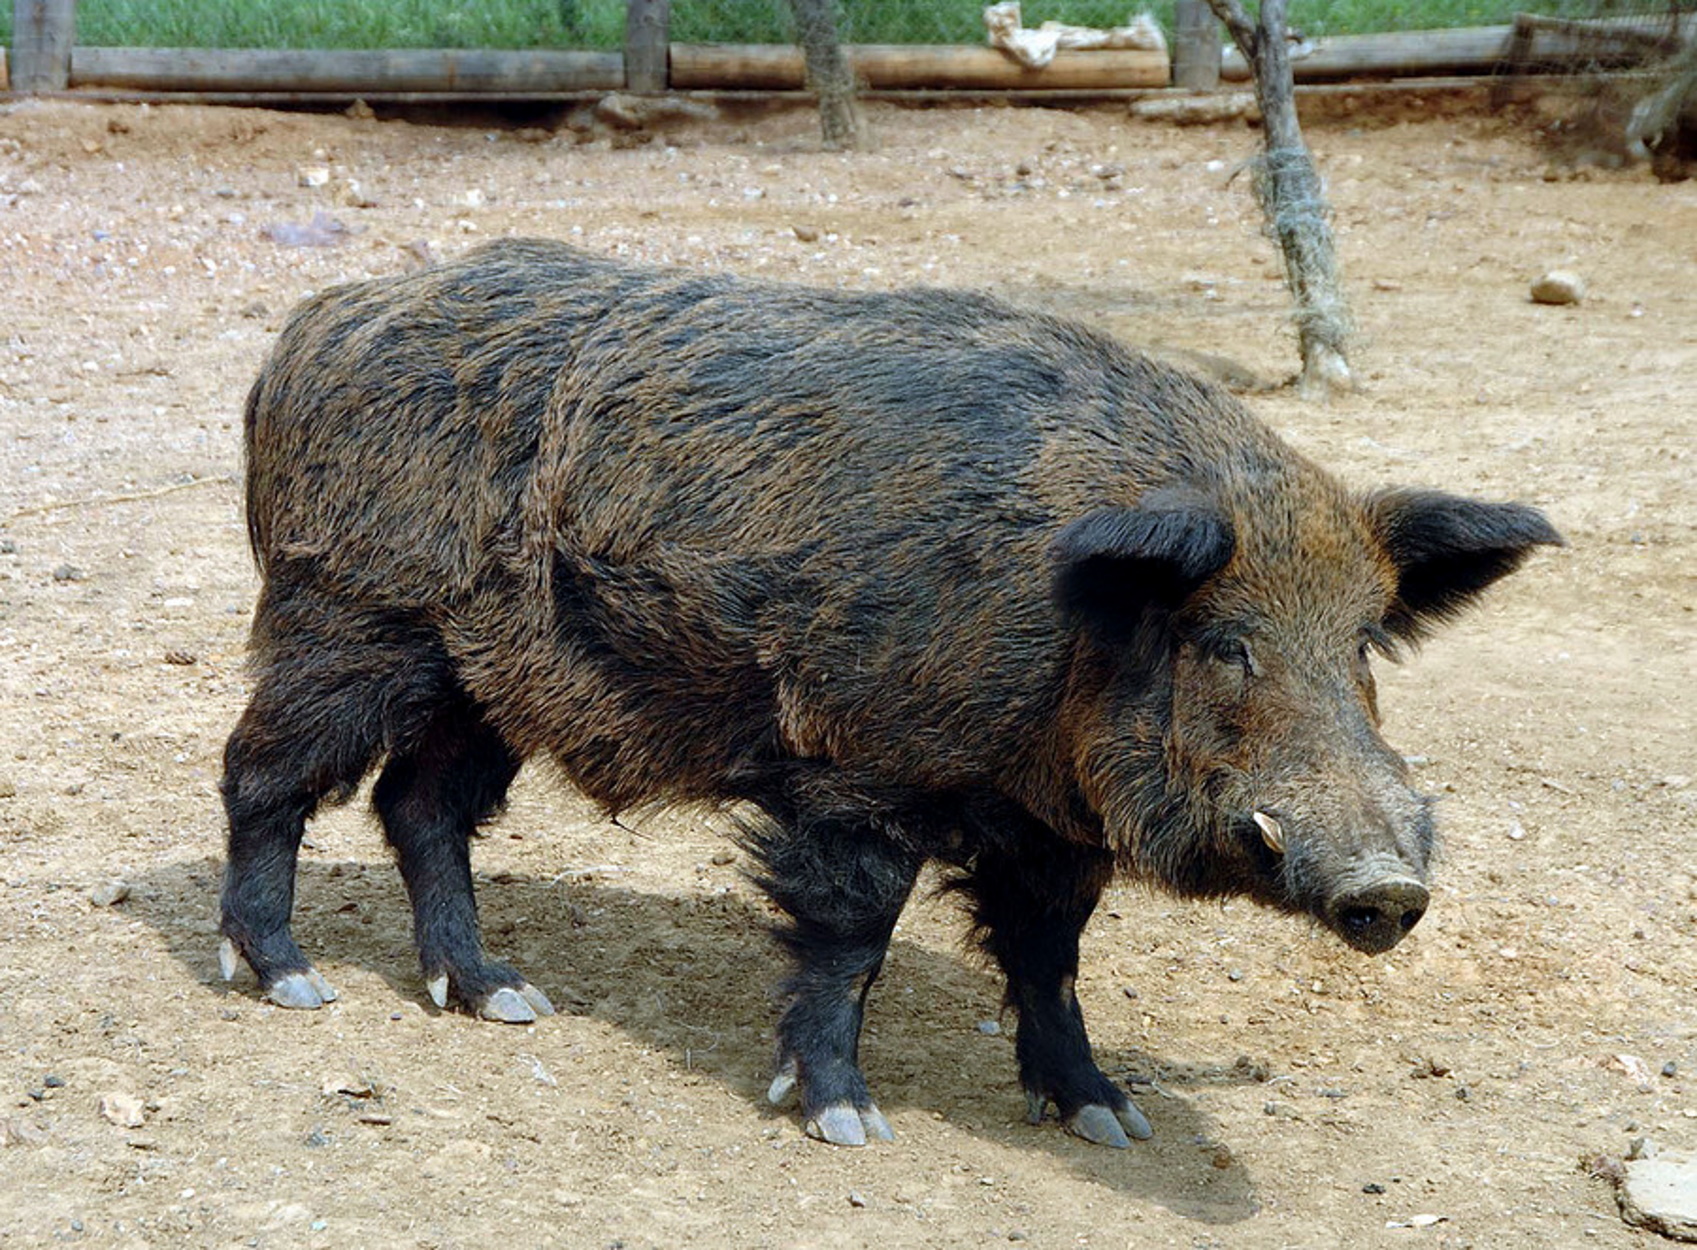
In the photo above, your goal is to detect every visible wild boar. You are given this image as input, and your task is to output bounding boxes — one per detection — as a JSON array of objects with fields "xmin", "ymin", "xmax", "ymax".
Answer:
[{"xmin": 219, "ymin": 239, "xmax": 1560, "ymax": 1146}]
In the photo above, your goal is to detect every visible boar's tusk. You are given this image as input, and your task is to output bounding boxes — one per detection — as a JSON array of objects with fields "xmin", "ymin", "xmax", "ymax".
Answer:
[{"xmin": 1252, "ymin": 810, "xmax": 1286, "ymax": 854}]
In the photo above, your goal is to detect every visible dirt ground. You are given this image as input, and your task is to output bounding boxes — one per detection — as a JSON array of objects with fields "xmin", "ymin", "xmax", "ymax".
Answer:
[{"xmin": 0, "ymin": 89, "xmax": 1693, "ymax": 1250}]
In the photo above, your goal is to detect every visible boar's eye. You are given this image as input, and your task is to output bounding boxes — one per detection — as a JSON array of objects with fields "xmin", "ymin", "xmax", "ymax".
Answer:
[{"xmin": 1205, "ymin": 637, "xmax": 1255, "ymax": 679}]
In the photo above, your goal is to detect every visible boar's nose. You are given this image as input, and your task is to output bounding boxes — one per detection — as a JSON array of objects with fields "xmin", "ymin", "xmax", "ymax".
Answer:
[{"xmin": 1327, "ymin": 877, "xmax": 1429, "ymax": 955}]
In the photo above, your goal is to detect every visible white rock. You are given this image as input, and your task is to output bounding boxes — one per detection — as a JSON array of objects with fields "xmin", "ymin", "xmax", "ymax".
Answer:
[
  {"xmin": 88, "ymin": 880, "xmax": 130, "ymax": 907},
  {"xmin": 99, "ymin": 1092, "xmax": 145, "ymax": 1128},
  {"xmin": 1530, "ymin": 270, "xmax": 1585, "ymax": 305},
  {"xmin": 1619, "ymin": 1149, "xmax": 1697, "ymax": 1242}
]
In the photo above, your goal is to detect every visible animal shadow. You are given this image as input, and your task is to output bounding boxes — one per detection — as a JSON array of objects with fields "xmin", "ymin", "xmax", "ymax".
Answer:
[{"xmin": 134, "ymin": 853, "xmax": 1259, "ymax": 1223}]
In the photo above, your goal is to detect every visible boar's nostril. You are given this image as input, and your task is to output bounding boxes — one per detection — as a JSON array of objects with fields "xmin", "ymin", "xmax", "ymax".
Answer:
[
  {"xmin": 1340, "ymin": 905, "xmax": 1381, "ymax": 936},
  {"xmin": 1329, "ymin": 878, "xmax": 1429, "ymax": 955}
]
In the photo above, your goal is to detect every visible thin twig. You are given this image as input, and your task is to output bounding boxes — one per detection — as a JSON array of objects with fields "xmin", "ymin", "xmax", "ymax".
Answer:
[
  {"xmin": 8, "ymin": 473, "xmax": 238, "ymax": 520},
  {"xmin": 1204, "ymin": 0, "xmax": 1258, "ymax": 62}
]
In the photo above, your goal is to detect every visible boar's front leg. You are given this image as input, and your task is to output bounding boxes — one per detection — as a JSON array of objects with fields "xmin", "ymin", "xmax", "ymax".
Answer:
[
  {"xmin": 961, "ymin": 832, "xmax": 1152, "ymax": 1147},
  {"xmin": 744, "ymin": 808, "xmax": 924, "ymax": 1145}
]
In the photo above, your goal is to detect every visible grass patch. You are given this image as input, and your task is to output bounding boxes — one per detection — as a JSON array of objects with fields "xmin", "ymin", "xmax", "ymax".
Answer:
[{"xmin": 1, "ymin": 0, "xmax": 1657, "ymax": 51}]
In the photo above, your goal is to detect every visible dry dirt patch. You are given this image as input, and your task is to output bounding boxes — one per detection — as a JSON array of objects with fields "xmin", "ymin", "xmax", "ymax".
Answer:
[{"xmin": 0, "ymin": 95, "xmax": 1694, "ymax": 1248}]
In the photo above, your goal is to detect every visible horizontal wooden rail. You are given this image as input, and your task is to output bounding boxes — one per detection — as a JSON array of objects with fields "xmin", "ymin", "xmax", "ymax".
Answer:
[
  {"xmin": 1221, "ymin": 18, "xmax": 1693, "ymax": 82},
  {"xmin": 68, "ymin": 46, "xmax": 624, "ymax": 93},
  {"xmin": 671, "ymin": 44, "xmax": 1169, "ymax": 91},
  {"xmin": 46, "ymin": 43, "xmax": 1169, "ymax": 95}
]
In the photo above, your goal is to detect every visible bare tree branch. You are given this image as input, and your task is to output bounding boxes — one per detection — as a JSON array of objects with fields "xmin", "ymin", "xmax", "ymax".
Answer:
[
  {"xmin": 1204, "ymin": 0, "xmax": 1257, "ymax": 64},
  {"xmin": 1205, "ymin": 0, "xmax": 1353, "ymax": 395},
  {"xmin": 789, "ymin": 0, "xmax": 870, "ymax": 151}
]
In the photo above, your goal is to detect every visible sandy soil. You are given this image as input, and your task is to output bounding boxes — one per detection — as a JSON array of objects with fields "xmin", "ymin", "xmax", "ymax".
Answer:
[{"xmin": 0, "ymin": 91, "xmax": 1693, "ymax": 1249}]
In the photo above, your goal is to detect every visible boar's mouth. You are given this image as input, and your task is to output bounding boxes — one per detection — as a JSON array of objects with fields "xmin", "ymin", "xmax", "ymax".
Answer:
[{"xmin": 1238, "ymin": 812, "xmax": 1431, "ymax": 955}]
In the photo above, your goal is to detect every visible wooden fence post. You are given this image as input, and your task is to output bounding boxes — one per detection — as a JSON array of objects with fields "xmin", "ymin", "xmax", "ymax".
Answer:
[
  {"xmin": 624, "ymin": 0, "xmax": 670, "ymax": 92},
  {"xmin": 11, "ymin": 0, "xmax": 74, "ymax": 92},
  {"xmin": 1172, "ymin": 0, "xmax": 1220, "ymax": 90}
]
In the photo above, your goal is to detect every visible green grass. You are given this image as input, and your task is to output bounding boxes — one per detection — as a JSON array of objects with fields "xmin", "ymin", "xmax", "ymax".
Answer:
[{"xmin": 0, "ymin": 0, "xmax": 1664, "ymax": 52}]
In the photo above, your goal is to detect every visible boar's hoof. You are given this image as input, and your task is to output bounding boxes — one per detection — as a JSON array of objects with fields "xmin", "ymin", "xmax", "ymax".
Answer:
[
  {"xmin": 217, "ymin": 938, "xmax": 240, "ymax": 983},
  {"xmin": 804, "ymin": 1102, "xmax": 895, "ymax": 1147},
  {"xmin": 265, "ymin": 969, "xmax": 338, "ymax": 1010},
  {"xmin": 1329, "ymin": 877, "xmax": 1429, "ymax": 955},
  {"xmin": 1027, "ymin": 1091, "xmax": 1153, "ymax": 1146},
  {"xmin": 426, "ymin": 974, "xmax": 449, "ymax": 1009},
  {"xmin": 767, "ymin": 1060, "xmax": 799, "ymax": 1106},
  {"xmin": 1065, "ymin": 1101, "xmax": 1153, "ymax": 1148},
  {"xmin": 475, "ymin": 983, "xmax": 557, "ymax": 1024}
]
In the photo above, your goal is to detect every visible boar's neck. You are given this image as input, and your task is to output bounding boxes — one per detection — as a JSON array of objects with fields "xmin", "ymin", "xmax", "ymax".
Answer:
[{"xmin": 1053, "ymin": 626, "xmax": 1223, "ymax": 887}]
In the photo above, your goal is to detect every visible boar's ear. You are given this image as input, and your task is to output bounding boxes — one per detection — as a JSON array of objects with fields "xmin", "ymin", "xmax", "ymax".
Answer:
[
  {"xmin": 1370, "ymin": 489, "xmax": 1563, "ymax": 640},
  {"xmin": 1050, "ymin": 490, "xmax": 1235, "ymax": 636}
]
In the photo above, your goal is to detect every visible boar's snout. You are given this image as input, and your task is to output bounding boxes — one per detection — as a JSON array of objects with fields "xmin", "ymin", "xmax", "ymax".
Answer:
[{"xmin": 1326, "ymin": 876, "xmax": 1429, "ymax": 954}]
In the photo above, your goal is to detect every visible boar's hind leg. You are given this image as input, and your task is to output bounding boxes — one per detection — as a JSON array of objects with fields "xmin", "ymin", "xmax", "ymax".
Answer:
[
  {"xmin": 219, "ymin": 660, "xmax": 398, "ymax": 1009},
  {"xmin": 746, "ymin": 813, "xmax": 923, "ymax": 1146},
  {"xmin": 372, "ymin": 701, "xmax": 553, "ymax": 1024},
  {"xmin": 962, "ymin": 837, "xmax": 1152, "ymax": 1147}
]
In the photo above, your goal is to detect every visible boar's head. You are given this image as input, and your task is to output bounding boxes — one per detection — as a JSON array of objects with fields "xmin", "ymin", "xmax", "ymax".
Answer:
[{"xmin": 1051, "ymin": 473, "xmax": 1561, "ymax": 954}]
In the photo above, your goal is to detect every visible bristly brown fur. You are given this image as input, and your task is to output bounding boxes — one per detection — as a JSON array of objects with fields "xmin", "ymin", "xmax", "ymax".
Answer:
[{"xmin": 220, "ymin": 239, "xmax": 1559, "ymax": 1137}]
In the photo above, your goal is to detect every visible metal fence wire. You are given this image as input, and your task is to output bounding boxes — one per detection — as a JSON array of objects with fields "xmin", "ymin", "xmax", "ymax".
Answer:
[
  {"xmin": 670, "ymin": 0, "xmax": 1687, "ymax": 47},
  {"xmin": 673, "ymin": 0, "xmax": 1154, "ymax": 45},
  {"xmin": 9, "ymin": 0, "xmax": 1692, "ymax": 57}
]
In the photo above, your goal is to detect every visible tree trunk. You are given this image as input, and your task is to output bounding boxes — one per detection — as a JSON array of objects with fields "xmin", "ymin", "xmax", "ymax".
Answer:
[
  {"xmin": 1207, "ymin": 0, "xmax": 1352, "ymax": 396},
  {"xmin": 787, "ymin": 0, "xmax": 868, "ymax": 150}
]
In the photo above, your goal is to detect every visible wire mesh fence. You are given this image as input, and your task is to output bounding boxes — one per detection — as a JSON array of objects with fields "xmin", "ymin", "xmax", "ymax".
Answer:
[{"xmin": 8, "ymin": 0, "xmax": 1689, "ymax": 51}]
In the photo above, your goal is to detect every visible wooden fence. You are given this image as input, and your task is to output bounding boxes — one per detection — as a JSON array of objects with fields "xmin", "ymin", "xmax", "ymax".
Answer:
[
  {"xmin": 5, "ymin": 0, "xmax": 1691, "ymax": 100},
  {"xmin": 4, "ymin": 0, "xmax": 1171, "ymax": 98}
]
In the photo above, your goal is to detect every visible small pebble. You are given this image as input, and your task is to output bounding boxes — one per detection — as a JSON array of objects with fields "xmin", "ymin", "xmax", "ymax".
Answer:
[
  {"xmin": 43, "ymin": 1075, "xmax": 64, "ymax": 1089},
  {"xmin": 1664, "ymin": 1061, "xmax": 1679, "ymax": 1078},
  {"xmin": 163, "ymin": 649, "xmax": 198, "ymax": 666},
  {"xmin": 99, "ymin": 1092, "xmax": 146, "ymax": 1128},
  {"xmin": 847, "ymin": 1191, "xmax": 867, "ymax": 1208},
  {"xmin": 52, "ymin": 565, "xmax": 86, "ymax": 583},
  {"xmin": 88, "ymin": 880, "xmax": 131, "ymax": 907},
  {"xmin": 792, "ymin": 225, "xmax": 820, "ymax": 243},
  {"xmin": 1530, "ymin": 270, "xmax": 1584, "ymax": 305},
  {"xmin": 1364, "ymin": 1182, "xmax": 1387, "ymax": 1194},
  {"xmin": 977, "ymin": 1019, "xmax": 1002, "ymax": 1036}
]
